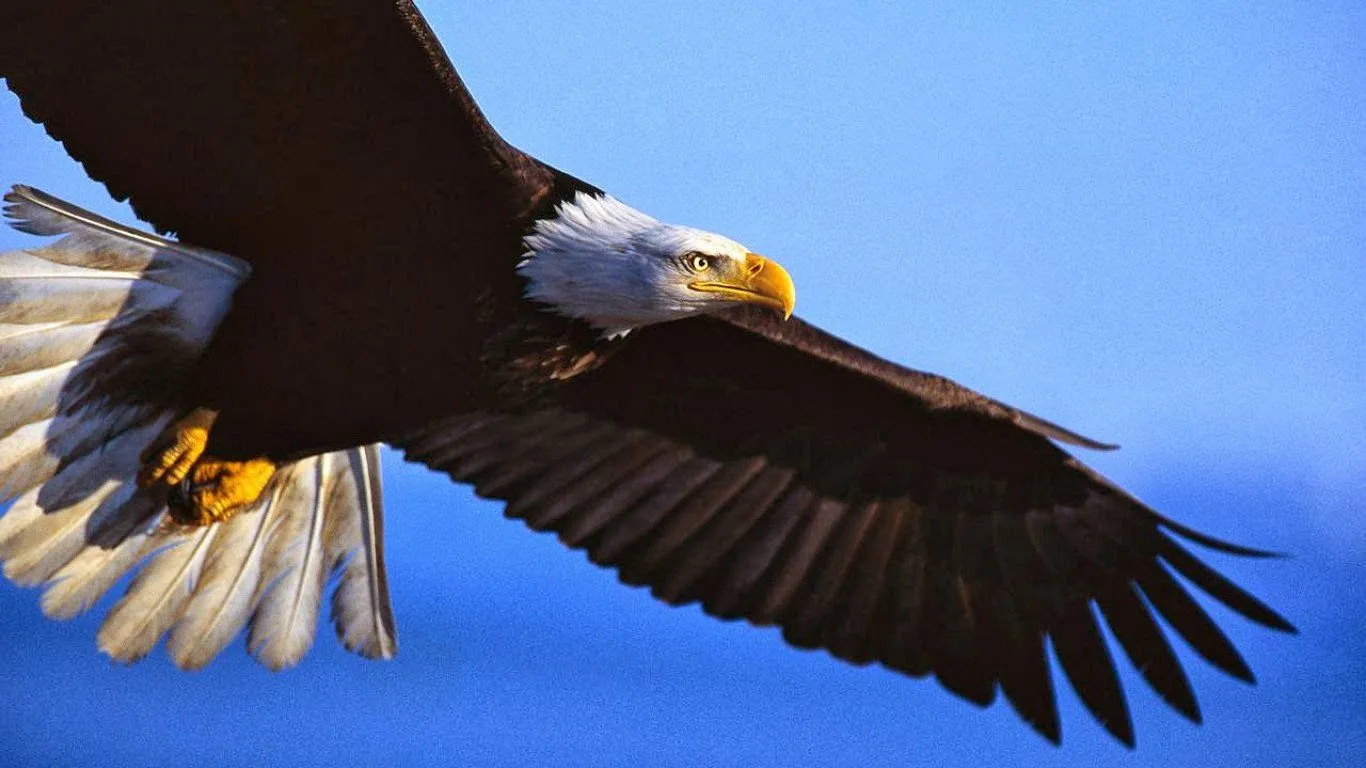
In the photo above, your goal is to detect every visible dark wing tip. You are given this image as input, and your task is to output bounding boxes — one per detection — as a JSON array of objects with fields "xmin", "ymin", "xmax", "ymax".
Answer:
[
  {"xmin": 1031, "ymin": 727, "xmax": 1063, "ymax": 747},
  {"xmin": 1156, "ymin": 532, "xmax": 1298, "ymax": 634},
  {"xmin": 1159, "ymin": 515, "xmax": 1291, "ymax": 560},
  {"xmin": 1022, "ymin": 712, "xmax": 1062, "ymax": 746}
]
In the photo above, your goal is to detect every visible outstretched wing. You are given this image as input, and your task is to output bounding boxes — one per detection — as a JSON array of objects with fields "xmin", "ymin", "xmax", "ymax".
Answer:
[
  {"xmin": 395, "ymin": 307, "xmax": 1294, "ymax": 746},
  {"xmin": 0, "ymin": 0, "xmax": 561, "ymax": 256}
]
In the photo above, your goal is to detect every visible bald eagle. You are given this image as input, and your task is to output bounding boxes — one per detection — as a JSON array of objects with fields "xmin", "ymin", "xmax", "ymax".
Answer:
[{"xmin": 0, "ymin": 0, "xmax": 1291, "ymax": 747}]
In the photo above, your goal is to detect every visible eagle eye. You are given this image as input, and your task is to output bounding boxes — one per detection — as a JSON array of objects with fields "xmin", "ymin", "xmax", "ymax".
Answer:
[{"xmin": 685, "ymin": 253, "xmax": 711, "ymax": 273}]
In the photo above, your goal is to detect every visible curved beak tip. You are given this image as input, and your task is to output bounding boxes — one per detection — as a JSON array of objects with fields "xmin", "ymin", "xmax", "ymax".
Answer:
[{"xmin": 747, "ymin": 253, "xmax": 796, "ymax": 320}]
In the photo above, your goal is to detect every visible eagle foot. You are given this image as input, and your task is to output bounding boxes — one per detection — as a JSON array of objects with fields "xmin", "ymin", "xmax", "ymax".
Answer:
[
  {"xmin": 138, "ymin": 408, "xmax": 217, "ymax": 489},
  {"xmin": 167, "ymin": 455, "xmax": 277, "ymax": 526},
  {"xmin": 138, "ymin": 408, "xmax": 276, "ymax": 526}
]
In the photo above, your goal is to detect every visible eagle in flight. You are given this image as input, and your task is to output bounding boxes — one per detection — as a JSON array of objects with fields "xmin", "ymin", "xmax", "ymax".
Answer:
[{"xmin": 0, "ymin": 0, "xmax": 1292, "ymax": 747}]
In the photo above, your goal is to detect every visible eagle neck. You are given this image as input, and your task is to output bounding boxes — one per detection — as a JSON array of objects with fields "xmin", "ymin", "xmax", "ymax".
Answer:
[{"xmin": 517, "ymin": 192, "xmax": 664, "ymax": 337}]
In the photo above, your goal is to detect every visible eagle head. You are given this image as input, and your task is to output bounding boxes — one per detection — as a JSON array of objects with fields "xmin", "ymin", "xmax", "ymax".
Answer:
[{"xmin": 518, "ymin": 192, "xmax": 795, "ymax": 337}]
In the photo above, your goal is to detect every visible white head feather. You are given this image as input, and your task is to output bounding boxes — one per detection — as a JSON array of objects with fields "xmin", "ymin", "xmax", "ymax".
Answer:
[{"xmin": 518, "ymin": 193, "xmax": 757, "ymax": 336}]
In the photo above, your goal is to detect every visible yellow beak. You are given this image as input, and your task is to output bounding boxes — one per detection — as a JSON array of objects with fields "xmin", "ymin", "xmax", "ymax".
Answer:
[{"xmin": 688, "ymin": 252, "xmax": 796, "ymax": 319}]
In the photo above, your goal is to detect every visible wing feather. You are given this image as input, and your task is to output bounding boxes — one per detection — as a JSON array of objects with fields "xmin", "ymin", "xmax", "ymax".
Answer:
[
  {"xmin": 1051, "ymin": 598, "xmax": 1134, "ymax": 746},
  {"xmin": 991, "ymin": 509, "xmax": 1062, "ymax": 741},
  {"xmin": 658, "ymin": 467, "xmax": 794, "ymax": 604},
  {"xmin": 754, "ymin": 498, "xmax": 849, "ymax": 626},
  {"xmin": 823, "ymin": 500, "xmax": 901, "ymax": 662},
  {"xmin": 705, "ymin": 486, "xmax": 815, "ymax": 620},
  {"xmin": 589, "ymin": 458, "xmax": 723, "ymax": 565},
  {"xmin": 393, "ymin": 310, "xmax": 1290, "ymax": 745},
  {"xmin": 539, "ymin": 437, "xmax": 675, "ymax": 536},
  {"xmin": 785, "ymin": 497, "xmax": 877, "ymax": 651},
  {"xmin": 1155, "ymin": 532, "xmax": 1293, "ymax": 631},
  {"xmin": 1093, "ymin": 579, "xmax": 1200, "ymax": 723},
  {"xmin": 561, "ymin": 445, "xmax": 694, "ymax": 547},
  {"xmin": 0, "ymin": 2, "xmax": 557, "ymax": 252},
  {"xmin": 621, "ymin": 458, "xmax": 767, "ymax": 587},
  {"xmin": 1134, "ymin": 560, "xmax": 1255, "ymax": 683}
]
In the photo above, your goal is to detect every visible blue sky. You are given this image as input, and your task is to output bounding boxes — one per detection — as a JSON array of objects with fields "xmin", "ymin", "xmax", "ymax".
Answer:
[{"xmin": 1, "ymin": 1, "xmax": 1363, "ymax": 765}]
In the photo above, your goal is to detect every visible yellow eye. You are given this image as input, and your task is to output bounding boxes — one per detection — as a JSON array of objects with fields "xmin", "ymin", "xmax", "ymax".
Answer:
[{"xmin": 688, "ymin": 253, "xmax": 711, "ymax": 272}]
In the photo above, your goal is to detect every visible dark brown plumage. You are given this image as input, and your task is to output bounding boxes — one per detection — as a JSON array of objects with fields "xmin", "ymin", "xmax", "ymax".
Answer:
[
  {"xmin": 397, "ymin": 306, "xmax": 1293, "ymax": 745},
  {"xmin": 1, "ymin": 0, "xmax": 593, "ymax": 459},
  {"xmin": 0, "ymin": 0, "xmax": 1293, "ymax": 746}
]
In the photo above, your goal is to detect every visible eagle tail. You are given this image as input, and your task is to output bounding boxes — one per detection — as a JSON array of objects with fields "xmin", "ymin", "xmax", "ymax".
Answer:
[{"xmin": 0, "ymin": 186, "xmax": 396, "ymax": 669}]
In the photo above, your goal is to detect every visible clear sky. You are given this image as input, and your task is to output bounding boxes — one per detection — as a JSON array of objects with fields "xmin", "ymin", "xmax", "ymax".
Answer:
[{"xmin": 1, "ymin": 1, "xmax": 1363, "ymax": 766}]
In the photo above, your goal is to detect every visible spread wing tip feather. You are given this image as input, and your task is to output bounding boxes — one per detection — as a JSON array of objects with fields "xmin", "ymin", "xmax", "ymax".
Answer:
[{"xmin": 1158, "ymin": 515, "xmax": 1291, "ymax": 562}]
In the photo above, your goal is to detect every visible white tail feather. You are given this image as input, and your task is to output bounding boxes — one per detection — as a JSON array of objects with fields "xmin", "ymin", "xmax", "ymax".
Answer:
[
  {"xmin": 39, "ymin": 497, "xmax": 164, "ymax": 620},
  {"xmin": 0, "ymin": 364, "xmax": 74, "ymax": 439},
  {"xmin": 249, "ymin": 458, "xmax": 331, "ymax": 670},
  {"xmin": 2, "ymin": 481, "xmax": 126, "ymax": 586},
  {"xmin": 0, "ymin": 416, "xmax": 168, "ymax": 585},
  {"xmin": 0, "ymin": 186, "xmax": 397, "ymax": 670},
  {"xmin": 0, "ymin": 408, "xmax": 148, "ymax": 502},
  {"xmin": 0, "ymin": 251, "xmax": 164, "ymax": 325},
  {"xmin": 0, "ymin": 418, "xmax": 72, "ymax": 502},
  {"xmin": 167, "ymin": 499, "xmax": 276, "ymax": 670},
  {"xmin": 0, "ymin": 321, "xmax": 105, "ymax": 375},
  {"xmin": 326, "ymin": 444, "xmax": 397, "ymax": 660},
  {"xmin": 98, "ymin": 526, "xmax": 220, "ymax": 663}
]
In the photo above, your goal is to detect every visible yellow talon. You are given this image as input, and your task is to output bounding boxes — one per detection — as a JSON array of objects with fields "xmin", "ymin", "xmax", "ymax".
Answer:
[
  {"xmin": 173, "ymin": 456, "xmax": 277, "ymax": 526},
  {"xmin": 138, "ymin": 408, "xmax": 216, "ymax": 489},
  {"xmin": 138, "ymin": 408, "xmax": 277, "ymax": 527}
]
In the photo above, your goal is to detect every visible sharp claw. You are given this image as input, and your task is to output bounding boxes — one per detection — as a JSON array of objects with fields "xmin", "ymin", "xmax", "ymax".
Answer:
[
  {"xmin": 138, "ymin": 415, "xmax": 213, "ymax": 489},
  {"xmin": 143, "ymin": 410, "xmax": 278, "ymax": 527},
  {"xmin": 165, "ymin": 455, "xmax": 276, "ymax": 526}
]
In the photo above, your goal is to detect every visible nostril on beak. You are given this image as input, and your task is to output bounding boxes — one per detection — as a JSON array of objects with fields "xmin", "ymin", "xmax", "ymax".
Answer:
[{"xmin": 748, "ymin": 260, "xmax": 765, "ymax": 277}]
